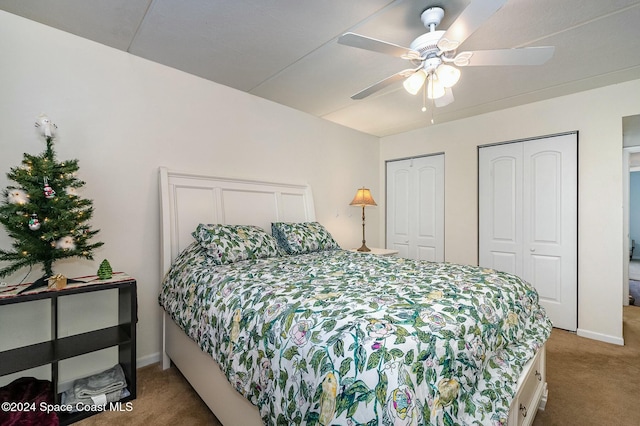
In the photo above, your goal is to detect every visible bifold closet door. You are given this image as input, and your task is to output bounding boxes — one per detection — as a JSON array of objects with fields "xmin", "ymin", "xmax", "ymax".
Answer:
[
  {"xmin": 386, "ymin": 155, "xmax": 444, "ymax": 261},
  {"xmin": 479, "ymin": 133, "xmax": 577, "ymax": 331}
]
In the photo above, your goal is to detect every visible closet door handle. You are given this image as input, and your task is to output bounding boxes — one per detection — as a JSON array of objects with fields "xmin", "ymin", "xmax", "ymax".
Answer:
[{"xmin": 530, "ymin": 248, "xmax": 536, "ymax": 252}]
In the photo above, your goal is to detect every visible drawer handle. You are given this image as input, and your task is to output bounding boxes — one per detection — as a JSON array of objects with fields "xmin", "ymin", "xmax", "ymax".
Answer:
[
  {"xmin": 535, "ymin": 370, "xmax": 542, "ymax": 381},
  {"xmin": 519, "ymin": 403, "xmax": 528, "ymax": 418}
]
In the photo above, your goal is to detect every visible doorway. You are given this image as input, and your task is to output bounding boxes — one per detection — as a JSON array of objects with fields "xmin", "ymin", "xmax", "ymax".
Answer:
[{"xmin": 622, "ymin": 114, "xmax": 640, "ymax": 306}]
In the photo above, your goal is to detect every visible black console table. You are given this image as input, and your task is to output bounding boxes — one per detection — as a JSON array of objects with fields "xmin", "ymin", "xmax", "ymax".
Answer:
[{"xmin": 0, "ymin": 273, "xmax": 137, "ymax": 424}]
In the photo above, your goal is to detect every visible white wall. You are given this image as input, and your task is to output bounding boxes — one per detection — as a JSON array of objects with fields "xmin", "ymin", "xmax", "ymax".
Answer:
[
  {"xmin": 380, "ymin": 79, "xmax": 640, "ymax": 345},
  {"xmin": 0, "ymin": 11, "xmax": 380, "ymax": 377}
]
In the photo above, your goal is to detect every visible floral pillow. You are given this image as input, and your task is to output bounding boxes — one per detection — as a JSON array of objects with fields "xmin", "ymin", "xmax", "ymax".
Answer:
[
  {"xmin": 271, "ymin": 222, "xmax": 340, "ymax": 255},
  {"xmin": 192, "ymin": 224, "xmax": 283, "ymax": 265}
]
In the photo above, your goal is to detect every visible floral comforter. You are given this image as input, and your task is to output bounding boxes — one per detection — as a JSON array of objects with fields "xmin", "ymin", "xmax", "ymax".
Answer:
[{"xmin": 159, "ymin": 244, "xmax": 551, "ymax": 426}]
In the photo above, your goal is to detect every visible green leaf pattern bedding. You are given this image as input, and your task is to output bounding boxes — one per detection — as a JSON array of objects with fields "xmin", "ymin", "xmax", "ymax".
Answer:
[{"xmin": 159, "ymin": 243, "xmax": 551, "ymax": 426}]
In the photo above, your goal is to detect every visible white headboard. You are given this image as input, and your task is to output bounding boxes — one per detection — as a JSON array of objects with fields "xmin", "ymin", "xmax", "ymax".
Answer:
[{"xmin": 159, "ymin": 167, "xmax": 316, "ymax": 275}]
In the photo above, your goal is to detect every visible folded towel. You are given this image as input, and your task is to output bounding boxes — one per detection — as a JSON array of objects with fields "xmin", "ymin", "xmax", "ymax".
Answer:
[
  {"xmin": 61, "ymin": 387, "xmax": 129, "ymax": 412},
  {"xmin": 73, "ymin": 364, "xmax": 126, "ymax": 398}
]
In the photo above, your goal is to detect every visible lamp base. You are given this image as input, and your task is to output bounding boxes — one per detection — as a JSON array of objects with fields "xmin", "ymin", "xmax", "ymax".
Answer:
[{"xmin": 356, "ymin": 243, "xmax": 371, "ymax": 252}]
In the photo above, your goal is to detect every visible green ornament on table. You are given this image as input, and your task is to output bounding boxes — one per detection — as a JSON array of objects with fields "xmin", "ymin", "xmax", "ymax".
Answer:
[{"xmin": 97, "ymin": 259, "xmax": 112, "ymax": 280}]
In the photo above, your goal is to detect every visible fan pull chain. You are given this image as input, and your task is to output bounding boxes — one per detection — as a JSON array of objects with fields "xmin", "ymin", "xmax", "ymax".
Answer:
[
  {"xmin": 422, "ymin": 83, "xmax": 427, "ymax": 112},
  {"xmin": 421, "ymin": 78, "xmax": 435, "ymax": 124},
  {"xmin": 431, "ymin": 90, "xmax": 435, "ymax": 123}
]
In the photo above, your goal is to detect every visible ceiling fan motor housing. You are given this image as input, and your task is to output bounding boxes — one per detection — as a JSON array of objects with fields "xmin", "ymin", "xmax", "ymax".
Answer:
[
  {"xmin": 409, "ymin": 31, "xmax": 445, "ymax": 57},
  {"xmin": 409, "ymin": 30, "xmax": 445, "ymax": 71},
  {"xmin": 411, "ymin": 8, "xmax": 448, "ymax": 74},
  {"xmin": 410, "ymin": 7, "xmax": 446, "ymax": 65}
]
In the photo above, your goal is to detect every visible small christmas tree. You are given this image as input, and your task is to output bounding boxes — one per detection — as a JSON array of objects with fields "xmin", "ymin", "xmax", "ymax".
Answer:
[
  {"xmin": 97, "ymin": 259, "xmax": 112, "ymax": 280},
  {"xmin": 0, "ymin": 114, "xmax": 103, "ymax": 288}
]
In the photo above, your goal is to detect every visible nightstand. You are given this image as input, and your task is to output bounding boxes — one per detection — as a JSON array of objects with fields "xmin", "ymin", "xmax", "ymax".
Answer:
[{"xmin": 349, "ymin": 247, "xmax": 399, "ymax": 256}]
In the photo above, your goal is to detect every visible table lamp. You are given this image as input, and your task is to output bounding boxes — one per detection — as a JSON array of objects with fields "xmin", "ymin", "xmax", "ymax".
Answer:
[{"xmin": 350, "ymin": 187, "xmax": 377, "ymax": 252}]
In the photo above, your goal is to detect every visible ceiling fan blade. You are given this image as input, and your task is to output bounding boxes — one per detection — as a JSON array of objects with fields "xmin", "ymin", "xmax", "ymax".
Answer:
[
  {"xmin": 338, "ymin": 32, "xmax": 416, "ymax": 58},
  {"xmin": 434, "ymin": 88, "xmax": 455, "ymax": 107},
  {"xmin": 454, "ymin": 46, "xmax": 555, "ymax": 66},
  {"xmin": 350, "ymin": 68, "xmax": 418, "ymax": 100},
  {"xmin": 437, "ymin": 0, "xmax": 507, "ymax": 52}
]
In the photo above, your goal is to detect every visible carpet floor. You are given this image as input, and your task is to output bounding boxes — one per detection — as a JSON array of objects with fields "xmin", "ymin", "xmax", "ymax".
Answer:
[
  {"xmin": 75, "ymin": 363, "xmax": 220, "ymax": 425},
  {"xmin": 77, "ymin": 308, "xmax": 640, "ymax": 426},
  {"xmin": 533, "ymin": 306, "xmax": 640, "ymax": 426}
]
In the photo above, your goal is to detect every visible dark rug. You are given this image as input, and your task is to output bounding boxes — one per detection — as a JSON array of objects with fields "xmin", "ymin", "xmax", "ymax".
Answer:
[{"xmin": 631, "ymin": 280, "xmax": 640, "ymax": 306}]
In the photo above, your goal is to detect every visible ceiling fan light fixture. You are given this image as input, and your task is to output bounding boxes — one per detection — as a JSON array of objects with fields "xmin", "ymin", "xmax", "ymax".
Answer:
[
  {"xmin": 403, "ymin": 70, "xmax": 427, "ymax": 95},
  {"xmin": 436, "ymin": 64, "xmax": 461, "ymax": 88}
]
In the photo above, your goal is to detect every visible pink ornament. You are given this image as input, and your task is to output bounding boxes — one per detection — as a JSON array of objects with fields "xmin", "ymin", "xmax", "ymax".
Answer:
[{"xmin": 43, "ymin": 177, "xmax": 56, "ymax": 199}]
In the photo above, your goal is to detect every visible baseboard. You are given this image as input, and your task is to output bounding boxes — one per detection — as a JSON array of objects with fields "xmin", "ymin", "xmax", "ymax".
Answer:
[
  {"xmin": 137, "ymin": 352, "xmax": 161, "ymax": 369},
  {"xmin": 576, "ymin": 328, "xmax": 624, "ymax": 346}
]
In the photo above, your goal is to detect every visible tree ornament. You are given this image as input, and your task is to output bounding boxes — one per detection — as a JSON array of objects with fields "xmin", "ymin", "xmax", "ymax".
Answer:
[
  {"xmin": 97, "ymin": 259, "xmax": 113, "ymax": 280},
  {"xmin": 47, "ymin": 273, "xmax": 67, "ymax": 290},
  {"xmin": 43, "ymin": 177, "xmax": 56, "ymax": 199},
  {"xmin": 7, "ymin": 188, "xmax": 29, "ymax": 205},
  {"xmin": 28, "ymin": 214, "xmax": 41, "ymax": 231},
  {"xmin": 55, "ymin": 236, "xmax": 76, "ymax": 251},
  {"xmin": 35, "ymin": 114, "xmax": 57, "ymax": 138}
]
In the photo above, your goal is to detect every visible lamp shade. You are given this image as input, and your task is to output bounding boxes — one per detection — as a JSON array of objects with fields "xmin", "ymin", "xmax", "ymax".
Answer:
[{"xmin": 350, "ymin": 188, "xmax": 377, "ymax": 207}]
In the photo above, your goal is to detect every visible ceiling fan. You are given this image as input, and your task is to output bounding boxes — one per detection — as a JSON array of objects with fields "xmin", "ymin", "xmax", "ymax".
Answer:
[{"xmin": 338, "ymin": 0, "xmax": 555, "ymax": 108}]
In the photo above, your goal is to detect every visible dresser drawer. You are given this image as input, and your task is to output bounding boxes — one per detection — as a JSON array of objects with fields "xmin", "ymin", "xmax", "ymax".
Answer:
[{"xmin": 508, "ymin": 346, "xmax": 546, "ymax": 426}]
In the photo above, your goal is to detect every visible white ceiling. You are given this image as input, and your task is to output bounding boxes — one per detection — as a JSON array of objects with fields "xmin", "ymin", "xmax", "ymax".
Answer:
[{"xmin": 2, "ymin": 0, "xmax": 640, "ymax": 137}]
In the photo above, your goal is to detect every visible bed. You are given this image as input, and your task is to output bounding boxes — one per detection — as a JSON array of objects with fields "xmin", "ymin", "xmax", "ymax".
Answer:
[{"xmin": 158, "ymin": 167, "xmax": 550, "ymax": 426}]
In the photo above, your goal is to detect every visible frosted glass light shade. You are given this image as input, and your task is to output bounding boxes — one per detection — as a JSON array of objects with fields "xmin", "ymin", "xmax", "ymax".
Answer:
[
  {"xmin": 436, "ymin": 64, "xmax": 461, "ymax": 88},
  {"xmin": 427, "ymin": 77, "xmax": 446, "ymax": 99},
  {"xmin": 403, "ymin": 71, "xmax": 427, "ymax": 95}
]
